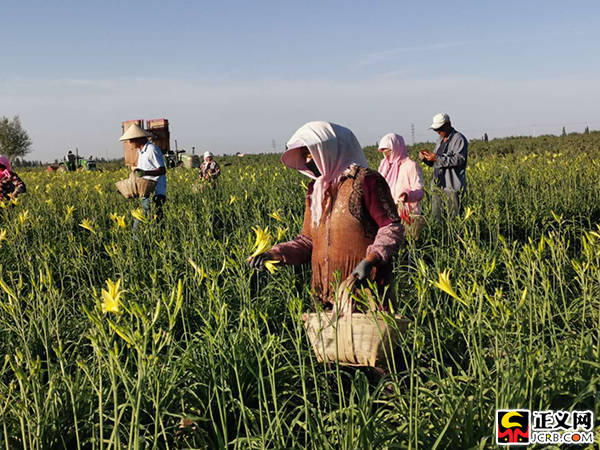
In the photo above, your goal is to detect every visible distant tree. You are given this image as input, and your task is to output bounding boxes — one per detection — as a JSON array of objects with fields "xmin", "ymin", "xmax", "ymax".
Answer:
[
  {"xmin": 483, "ymin": 133, "xmax": 489, "ymax": 142},
  {"xmin": 0, "ymin": 116, "xmax": 32, "ymax": 160},
  {"xmin": 584, "ymin": 126, "xmax": 590, "ymax": 134},
  {"xmin": 561, "ymin": 126, "xmax": 567, "ymax": 137}
]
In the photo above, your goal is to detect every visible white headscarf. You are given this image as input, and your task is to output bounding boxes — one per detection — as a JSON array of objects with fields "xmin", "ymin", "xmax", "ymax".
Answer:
[{"xmin": 281, "ymin": 121, "xmax": 368, "ymax": 225}]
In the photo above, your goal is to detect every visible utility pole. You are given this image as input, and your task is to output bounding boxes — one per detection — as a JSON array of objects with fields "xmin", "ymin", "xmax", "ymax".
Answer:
[{"xmin": 410, "ymin": 123, "xmax": 415, "ymax": 145}]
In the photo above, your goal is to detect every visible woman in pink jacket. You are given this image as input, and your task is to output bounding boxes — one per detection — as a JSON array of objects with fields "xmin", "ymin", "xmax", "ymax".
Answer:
[{"xmin": 378, "ymin": 133, "xmax": 425, "ymax": 239}]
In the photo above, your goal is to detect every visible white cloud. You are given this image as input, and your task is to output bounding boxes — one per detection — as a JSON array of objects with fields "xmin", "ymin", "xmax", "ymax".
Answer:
[{"xmin": 359, "ymin": 41, "xmax": 470, "ymax": 66}]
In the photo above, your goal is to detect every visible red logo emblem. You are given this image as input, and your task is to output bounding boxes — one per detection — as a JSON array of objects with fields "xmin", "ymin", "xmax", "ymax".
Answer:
[{"xmin": 497, "ymin": 410, "xmax": 530, "ymax": 445}]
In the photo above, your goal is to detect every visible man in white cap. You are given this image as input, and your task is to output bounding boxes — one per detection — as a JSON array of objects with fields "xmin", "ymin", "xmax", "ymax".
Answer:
[
  {"xmin": 419, "ymin": 113, "xmax": 468, "ymax": 220},
  {"xmin": 119, "ymin": 123, "xmax": 167, "ymax": 225},
  {"xmin": 199, "ymin": 151, "xmax": 220, "ymax": 182}
]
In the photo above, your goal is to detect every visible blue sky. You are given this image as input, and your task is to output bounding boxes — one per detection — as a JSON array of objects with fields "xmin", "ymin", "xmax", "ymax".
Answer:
[{"xmin": 2, "ymin": 0, "xmax": 600, "ymax": 160}]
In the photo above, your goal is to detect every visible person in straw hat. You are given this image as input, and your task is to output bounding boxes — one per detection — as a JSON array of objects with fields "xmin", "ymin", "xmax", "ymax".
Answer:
[
  {"xmin": 248, "ymin": 121, "xmax": 404, "ymax": 308},
  {"xmin": 199, "ymin": 151, "xmax": 220, "ymax": 182},
  {"xmin": 119, "ymin": 123, "xmax": 167, "ymax": 226},
  {"xmin": 418, "ymin": 113, "xmax": 468, "ymax": 221}
]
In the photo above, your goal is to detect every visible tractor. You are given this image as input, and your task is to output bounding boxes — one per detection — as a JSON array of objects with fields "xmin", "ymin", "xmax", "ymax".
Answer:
[{"xmin": 47, "ymin": 149, "xmax": 97, "ymax": 172}]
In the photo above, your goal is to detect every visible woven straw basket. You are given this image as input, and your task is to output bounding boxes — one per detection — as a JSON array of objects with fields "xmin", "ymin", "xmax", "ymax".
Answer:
[
  {"xmin": 136, "ymin": 177, "xmax": 157, "ymax": 198},
  {"xmin": 303, "ymin": 278, "xmax": 409, "ymax": 367},
  {"xmin": 115, "ymin": 171, "xmax": 157, "ymax": 199}
]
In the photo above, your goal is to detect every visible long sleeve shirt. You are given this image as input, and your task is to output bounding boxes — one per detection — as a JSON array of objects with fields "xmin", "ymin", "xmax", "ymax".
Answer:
[
  {"xmin": 199, "ymin": 161, "xmax": 221, "ymax": 180},
  {"xmin": 269, "ymin": 167, "xmax": 403, "ymax": 304},
  {"xmin": 0, "ymin": 171, "xmax": 26, "ymax": 201},
  {"xmin": 392, "ymin": 159, "xmax": 425, "ymax": 215},
  {"xmin": 423, "ymin": 129, "xmax": 468, "ymax": 192},
  {"xmin": 270, "ymin": 168, "xmax": 403, "ymax": 266}
]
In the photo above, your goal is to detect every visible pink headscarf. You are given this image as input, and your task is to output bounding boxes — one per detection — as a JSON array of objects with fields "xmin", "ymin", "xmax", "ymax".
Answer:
[
  {"xmin": 0, "ymin": 155, "xmax": 11, "ymax": 180},
  {"xmin": 377, "ymin": 133, "xmax": 407, "ymax": 192},
  {"xmin": 281, "ymin": 121, "xmax": 368, "ymax": 225}
]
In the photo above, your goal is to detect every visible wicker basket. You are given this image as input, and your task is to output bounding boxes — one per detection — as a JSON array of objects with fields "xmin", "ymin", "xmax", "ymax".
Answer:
[
  {"xmin": 115, "ymin": 171, "xmax": 157, "ymax": 199},
  {"xmin": 303, "ymin": 278, "xmax": 409, "ymax": 367},
  {"xmin": 135, "ymin": 177, "xmax": 157, "ymax": 198},
  {"xmin": 115, "ymin": 172, "xmax": 137, "ymax": 198}
]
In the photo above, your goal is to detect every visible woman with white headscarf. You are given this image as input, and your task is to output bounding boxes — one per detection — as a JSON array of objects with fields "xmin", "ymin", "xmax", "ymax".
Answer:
[
  {"xmin": 199, "ymin": 151, "xmax": 220, "ymax": 181},
  {"xmin": 378, "ymin": 133, "xmax": 425, "ymax": 239},
  {"xmin": 248, "ymin": 121, "xmax": 404, "ymax": 306}
]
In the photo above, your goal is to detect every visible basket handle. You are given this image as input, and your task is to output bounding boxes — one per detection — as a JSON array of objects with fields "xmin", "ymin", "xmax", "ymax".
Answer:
[{"xmin": 333, "ymin": 277, "xmax": 378, "ymax": 316}]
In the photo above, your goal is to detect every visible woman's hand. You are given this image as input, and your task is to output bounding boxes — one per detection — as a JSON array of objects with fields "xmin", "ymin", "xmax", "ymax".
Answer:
[
  {"xmin": 351, "ymin": 259, "xmax": 373, "ymax": 281},
  {"xmin": 247, "ymin": 252, "xmax": 274, "ymax": 270},
  {"xmin": 352, "ymin": 253, "xmax": 380, "ymax": 281}
]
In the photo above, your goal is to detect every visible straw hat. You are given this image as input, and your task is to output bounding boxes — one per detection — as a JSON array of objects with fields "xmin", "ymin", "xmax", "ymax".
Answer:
[{"xmin": 119, "ymin": 123, "xmax": 150, "ymax": 141}]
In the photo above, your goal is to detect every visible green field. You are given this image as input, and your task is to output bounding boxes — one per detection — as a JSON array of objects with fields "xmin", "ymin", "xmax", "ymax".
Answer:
[{"xmin": 1, "ymin": 132, "xmax": 600, "ymax": 448}]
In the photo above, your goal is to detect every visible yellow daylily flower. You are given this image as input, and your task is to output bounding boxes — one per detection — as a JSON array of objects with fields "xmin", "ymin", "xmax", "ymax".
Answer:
[
  {"xmin": 276, "ymin": 226, "xmax": 288, "ymax": 241},
  {"xmin": 264, "ymin": 260, "xmax": 280, "ymax": 274},
  {"xmin": 0, "ymin": 229, "xmax": 6, "ymax": 242},
  {"xmin": 463, "ymin": 207, "xmax": 474, "ymax": 221},
  {"xmin": 79, "ymin": 219, "xmax": 97, "ymax": 234},
  {"xmin": 64, "ymin": 205, "xmax": 75, "ymax": 221},
  {"xmin": 269, "ymin": 210, "xmax": 283, "ymax": 222},
  {"xmin": 116, "ymin": 216, "xmax": 126, "ymax": 230},
  {"xmin": 18, "ymin": 210, "xmax": 29, "ymax": 224},
  {"xmin": 131, "ymin": 208, "xmax": 147, "ymax": 223},
  {"xmin": 229, "ymin": 195, "xmax": 236, "ymax": 204},
  {"xmin": 431, "ymin": 268, "xmax": 468, "ymax": 306},
  {"xmin": 101, "ymin": 278, "xmax": 123, "ymax": 314},
  {"xmin": 250, "ymin": 226, "xmax": 272, "ymax": 258},
  {"xmin": 109, "ymin": 212, "xmax": 126, "ymax": 230}
]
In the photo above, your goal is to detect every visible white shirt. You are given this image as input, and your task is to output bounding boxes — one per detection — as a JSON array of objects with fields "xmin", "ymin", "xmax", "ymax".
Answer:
[{"xmin": 135, "ymin": 143, "xmax": 166, "ymax": 196}]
